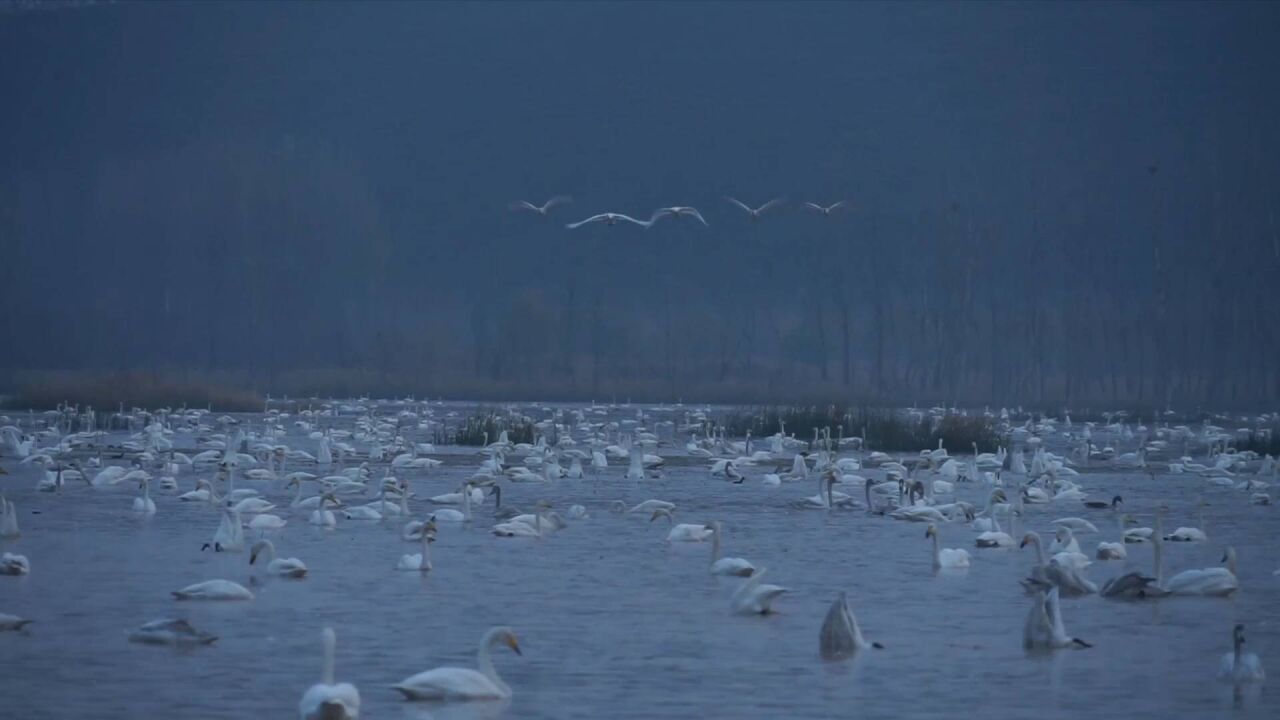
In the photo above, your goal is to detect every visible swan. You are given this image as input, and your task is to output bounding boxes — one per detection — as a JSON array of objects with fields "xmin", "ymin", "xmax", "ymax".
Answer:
[
  {"xmin": 128, "ymin": 618, "xmax": 218, "ymax": 646},
  {"xmin": 309, "ymin": 493, "xmax": 339, "ymax": 527},
  {"xmin": 233, "ymin": 497, "xmax": 276, "ymax": 514},
  {"xmin": 1, "ymin": 552, "xmax": 30, "ymax": 575},
  {"xmin": 725, "ymin": 196, "xmax": 784, "ymax": 220},
  {"xmin": 926, "ymin": 524, "xmax": 971, "ymax": 568},
  {"xmin": 1020, "ymin": 532, "xmax": 1097, "ymax": 596},
  {"xmin": 430, "ymin": 485, "xmax": 484, "ymax": 506},
  {"xmin": 819, "ymin": 592, "xmax": 882, "ymax": 660},
  {"xmin": 1051, "ymin": 517, "xmax": 1099, "ymax": 534},
  {"xmin": 1164, "ymin": 500, "xmax": 1208, "ymax": 542},
  {"xmin": 1165, "ymin": 547, "xmax": 1239, "ymax": 597},
  {"xmin": 493, "ymin": 501, "xmax": 551, "ymax": 537},
  {"xmin": 131, "ymin": 479, "xmax": 157, "ymax": 515},
  {"xmin": 565, "ymin": 212, "xmax": 654, "ymax": 229},
  {"xmin": 625, "ymin": 499, "xmax": 675, "ymax": 514},
  {"xmin": 248, "ymin": 513, "xmax": 287, "ymax": 531},
  {"xmin": 1083, "ymin": 494, "xmax": 1123, "ymax": 510},
  {"xmin": 287, "ymin": 477, "xmax": 328, "ymax": 510},
  {"xmin": 250, "ymin": 539, "xmax": 308, "ymax": 578},
  {"xmin": 1023, "ymin": 586, "xmax": 1091, "ymax": 650},
  {"xmin": 0, "ymin": 495, "xmax": 19, "ymax": 537},
  {"xmin": 300, "ymin": 627, "xmax": 361, "ymax": 719},
  {"xmin": 178, "ymin": 479, "xmax": 215, "ymax": 502},
  {"xmin": 432, "ymin": 481, "xmax": 476, "ymax": 523},
  {"xmin": 203, "ymin": 505, "xmax": 245, "ymax": 552},
  {"xmin": 803, "ymin": 200, "xmax": 847, "ymax": 216},
  {"xmin": 509, "ymin": 195, "xmax": 571, "ymax": 215},
  {"xmin": 397, "ymin": 520, "xmax": 437, "ymax": 571},
  {"xmin": 969, "ymin": 489, "xmax": 1008, "ymax": 532},
  {"xmin": 171, "ymin": 579, "xmax": 254, "ymax": 600},
  {"xmin": 341, "ymin": 505, "xmax": 382, "ymax": 521},
  {"xmin": 730, "ymin": 566, "xmax": 787, "ymax": 614},
  {"xmin": 1096, "ymin": 513, "xmax": 1137, "ymax": 560},
  {"xmin": 0, "ymin": 613, "xmax": 33, "ymax": 631},
  {"xmin": 974, "ymin": 510, "xmax": 1015, "ymax": 548},
  {"xmin": 567, "ymin": 504, "xmax": 588, "ymax": 519},
  {"xmin": 650, "ymin": 508, "xmax": 713, "ymax": 541},
  {"xmin": 1219, "ymin": 624, "xmax": 1265, "ymax": 684},
  {"xmin": 709, "ymin": 521, "xmax": 754, "ymax": 576},
  {"xmin": 651, "ymin": 206, "xmax": 709, "ymax": 226},
  {"xmin": 392, "ymin": 626, "xmax": 522, "ymax": 701},
  {"xmin": 1048, "ymin": 526, "xmax": 1081, "ymax": 554}
]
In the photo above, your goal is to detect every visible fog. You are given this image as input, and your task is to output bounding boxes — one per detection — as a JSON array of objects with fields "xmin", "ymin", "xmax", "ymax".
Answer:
[{"xmin": 2, "ymin": 1, "xmax": 1278, "ymax": 406}]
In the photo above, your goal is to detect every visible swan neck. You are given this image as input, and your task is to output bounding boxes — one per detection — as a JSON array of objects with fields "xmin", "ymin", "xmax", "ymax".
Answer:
[
  {"xmin": 477, "ymin": 634, "xmax": 509, "ymax": 694},
  {"xmin": 322, "ymin": 629, "xmax": 336, "ymax": 686},
  {"xmin": 711, "ymin": 527, "xmax": 722, "ymax": 562},
  {"xmin": 931, "ymin": 530, "xmax": 941, "ymax": 567}
]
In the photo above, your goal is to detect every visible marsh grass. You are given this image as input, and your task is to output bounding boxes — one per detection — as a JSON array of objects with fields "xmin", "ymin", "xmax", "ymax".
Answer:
[{"xmin": 5, "ymin": 371, "xmax": 262, "ymax": 412}]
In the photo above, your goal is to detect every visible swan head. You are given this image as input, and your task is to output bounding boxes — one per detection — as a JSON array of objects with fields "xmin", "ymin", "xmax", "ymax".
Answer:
[
  {"xmin": 925, "ymin": 524, "xmax": 938, "ymax": 539},
  {"xmin": 1234, "ymin": 624, "xmax": 1246, "ymax": 648},
  {"xmin": 1019, "ymin": 532, "xmax": 1040, "ymax": 549},
  {"xmin": 249, "ymin": 539, "xmax": 273, "ymax": 564},
  {"xmin": 486, "ymin": 626, "xmax": 522, "ymax": 656},
  {"xmin": 1221, "ymin": 547, "xmax": 1236, "ymax": 564},
  {"xmin": 1055, "ymin": 526, "xmax": 1072, "ymax": 542},
  {"xmin": 990, "ymin": 489, "xmax": 1008, "ymax": 503},
  {"xmin": 610, "ymin": 500, "xmax": 626, "ymax": 514},
  {"xmin": 1111, "ymin": 495, "xmax": 1124, "ymax": 507}
]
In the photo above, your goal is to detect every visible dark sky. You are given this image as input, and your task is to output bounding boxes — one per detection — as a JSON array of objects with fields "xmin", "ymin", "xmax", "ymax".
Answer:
[{"xmin": 2, "ymin": 1, "xmax": 1278, "ymax": 405}]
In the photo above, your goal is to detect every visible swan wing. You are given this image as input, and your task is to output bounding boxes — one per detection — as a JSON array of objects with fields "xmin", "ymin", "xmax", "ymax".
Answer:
[
  {"xmin": 544, "ymin": 195, "xmax": 572, "ymax": 210},
  {"xmin": 819, "ymin": 592, "xmax": 858, "ymax": 659},
  {"xmin": 566, "ymin": 214, "xmax": 607, "ymax": 229},
  {"xmin": 509, "ymin": 200, "xmax": 538, "ymax": 212},
  {"xmin": 725, "ymin": 196, "xmax": 753, "ymax": 213},
  {"xmin": 689, "ymin": 209, "xmax": 709, "ymax": 226},
  {"xmin": 803, "ymin": 202, "xmax": 823, "ymax": 212},
  {"xmin": 393, "ymin": 667, "xmax": 505, "ymax": 700},
  {"xmin": 758, "ymin": 197, "xmax": 785, "ymax": 213}
]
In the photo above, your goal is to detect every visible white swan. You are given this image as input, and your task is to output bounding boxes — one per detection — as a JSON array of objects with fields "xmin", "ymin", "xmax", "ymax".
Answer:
[
  {"xmin": 1096, "ymin": 513, "xmax": 1136, "ymax": 560},
  {"xmin": 819, "ymin": 592, "xmax": 882, "ymax": 659},
  {"xmin": 1023, "ymin": 586, "xmax": 1091, "ymax": 650},
  {"xmin": 171, "ymin": 579, "xmax": 254, "ymax": 601},
  {"xmin": 1165, "ymin": 546, "xmax": 1239, "ymax": 597},
  {"xmin": 803, "ymin": 200, "xmax": 847, "ymax": 216},
  {"xmin": 730, "ymin": 566, "xmax": 788, "ymax": 614},
  {"xmin": 132, "ymin": 478, "xmax": 156, "ymax": 515},
  {"xmin": 0, "ymin": 495, "xmax": 19, "ymax": 537},
  {"xmin": 204, "ymin": 505, "xmax": 245, "ymax": 552},
  {"xmin": 1, "ymin": 552, "xmax": 30, "ymax": 575},
  {"xmin": 1020, "ymin": 532, "xmax": 1097, "ymax": 596},
  {"xmin": 309, "ymin": 493, "xmax": 339, "ymax": 527},
  {"xmin": 397, "ymin": 520, "xmax": 437, "ymax": 571},
  {"xmin": 926, "ymin": 524, "xmax": 971, "ymax": 568},
  {"xmin": 709, "ymin": 521, "xmax": 754, "ymax": 576},
  {"xmin": 1165, "ymin": 500, "xmax": 1208, "ymax": 542},
  {"xmin": 565, "ymin": 212, "xmax": 654, "ymax": 229},
  {"xmin": 509, "ymin": 195, "xmax": 571, "ymax": 215},
  {"xmin": 392, "ymin": 626, "xmax": 522, "ymax": 701},
  {"xmin": 129, "ymin": 618, "xmax": 217, "ymax": 646},
  {"xmin": 650, "ymin": 508, "xmax": 713, "ymax": 541},
  {"xmin": 1048, "ymin": 526, "xmax": 1082, "ymax": 555},
  {"xmin": 250, "ymin": 539, "xmax": 308, "ymax": 578},
  {"xmin": 725, "ymin": 196, "xmax": 784, "ymax": 220},
  {"xmin": 1051, "ymin": 517, "xmax": 1098, "ymax": 534},
  {"xmin": 974, "ymin": 510, "xmax": 1015, "ymax": 548},
  {"xmin": 651, "ymin": 206, "xmax": 709, "ymax": 226},
  {"xmin": 248, "ymin": 513, "xmax": 287, "ymax": 532},
  {"xmin": 1219, "ymin": 624, "xmax": 1265, "ymax": 684},
  {"xmin": 0, "ymin": 613, "xmax": 33, "ymax": 631},
  {"xmin": 300, "ymin": 627, "xmax": 361, "ymax": 719}
]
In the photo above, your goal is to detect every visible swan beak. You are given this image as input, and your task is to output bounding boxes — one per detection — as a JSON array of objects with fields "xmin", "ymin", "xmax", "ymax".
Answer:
[{"xmin": 507, "ymin": 636, "xmax": 522, "ymax": 655}]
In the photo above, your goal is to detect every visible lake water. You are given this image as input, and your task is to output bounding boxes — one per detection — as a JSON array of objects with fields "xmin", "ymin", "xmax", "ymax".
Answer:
[{"xmin": 1, "ymin": 404, "xmax": 1276, "ymax": 718}]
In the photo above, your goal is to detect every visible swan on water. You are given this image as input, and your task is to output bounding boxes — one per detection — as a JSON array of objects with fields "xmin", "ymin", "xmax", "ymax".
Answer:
[
  {"xmin": 1, "ymin": 552, "xmax": 30, "ymax": 575},
  {"xmin": 310, "ymin": 493, "xmax": 339, "ymax": 528},
  {"xmin": 0, "ymin": 495, "xmax": 19, "ymax": 537},
  {"xmin": 1165, "ymin": 546, "xmax": 1239, "ymax": 597},
  {"xmin": 1219, "ymin": 624, "xmax": 1265, "ymax": 684},
  {"xmin": 397, "ymin": 520, "xmax": 437, "ymax": 571},
  {"xmin": 300, "ymin": 627, "xmax": 361, "ymax": 719},
  {"xmin": 1096, "ymin": 513, "xmax": 1137, "ymax": 560},
  {"xmin": 128, "ymin": 618, "xmax": 218, "ymax": 646},
  {"xmin": 250, "ymin": 539, "xmax": 308, "ymax": 578},
  {"xmin": 819, "ymin": 592, "xmax": 882, "ymax": 659},
  {"xmin": 1020, "ymin": 532, "xmax": 1097, "ymax": 596},
  {"xmin": 650, "ymin": 508, "xmax": 713, "ymax": 541},
  {"xmin": 132, "ymin": 478, "xmax": 156, "ymax": 515},
  {"xmin": 1164, "ymin": 500, "xmax": 1209, "ymax": 542},
  {"xmin": 926, "ymin": 524, "xmax": 971, "ymax": 569},
  {"xmin": 1023, "ymin": 586, "xmax": 1091, "ymax": 650},
  {"xmin": 392, "ymin": 626, "xmax": 522, "ymax": 701},
  {"xmin": 171, "ymin": 579, "xmax": 254, "ymax": 601},
  {"xmin": 730, "ymin": 566, "xmax": 788, "ymax": 614},
  {"xmin": 709, "ymin": 521, "xmax": 754, "ymax": 576}
]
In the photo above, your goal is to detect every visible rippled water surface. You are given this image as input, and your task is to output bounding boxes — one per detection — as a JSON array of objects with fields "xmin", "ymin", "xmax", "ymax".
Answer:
[{"xmin": 1, "ymin": 405, "xmax": 1276, "ymax": 719}]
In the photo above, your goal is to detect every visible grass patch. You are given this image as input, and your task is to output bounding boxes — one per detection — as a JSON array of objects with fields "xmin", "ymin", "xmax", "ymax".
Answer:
[{"xmin": 440, "ymin": 412, "xmax": 539, "ymax": 447}]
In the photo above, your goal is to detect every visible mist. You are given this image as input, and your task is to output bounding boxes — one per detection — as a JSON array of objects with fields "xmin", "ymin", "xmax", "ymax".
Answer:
[{"xmin": 2, "ymin": 1, "xmax": 1278, "ymax": 407}]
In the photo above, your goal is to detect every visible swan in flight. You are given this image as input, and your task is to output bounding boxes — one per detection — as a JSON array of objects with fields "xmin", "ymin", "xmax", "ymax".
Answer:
[
  {"xmin": 1219, "ymin": 624, "xmax": 1265, "ymax": 684},
  {"xmin": 398, "ymin": 519, "xmax": 437, "ymax": 571},
  {"xmin": 250, "ymin": 540, "xmax": 308, "ymax": 578},
  {"xmin": 926, "ymin": 524, "xmax": 971, "ymax": 569},
  {"xmin": 1023, "ymin": 586, "xmax": 1091, "ymax": 651},
  {"xmin": 709, "ymin": 521, "xmax": 754, "ymax": 576},
  {"xmin": 565, "ymin": 212, "xmax": 654, "ymax": 229},
  {"xmin": 650, "ymin": 508, "xmax": 713, "ymax": 541},
  {"xmin": 509, "ymin": 195, "xmax": 571, "ymax": 215},
  {"xmin": 300, "ymin": 627, "xmax": 361, "ymax": 719},
  {"xmin": 819, "ymin": 592, "xmax": 882, "ymax": 660},
  {"xmin": 0, "ymin": 613, "xmax": 33, "ymax": 632},
  {"xmin": 392, "ymin": 626, "xmax": 522, "ymax": 701},
  {"xmin": 725, "ymin": 196, "xmax": 784, "ymax": 220},
  {"xmin": 171, "ymin": 579, "xmax": 254, "ymax": 601},
  {"xmin": 128, "ymin": 618, "xmax": 218, "ymax": 646},
  {"xmin": 730, "ymin": 566, "xmax": 788, "ymax": 614},
  {"xmin": 1, "ymin": 552, "xmax": 30, "ymax": 575},
  {"xmin": 804, "ymin": 200, "xmax": 847, "ymax": 216},
  {"xmin": 1165, "ymin": 546, "xmax": 1239, "ymax": 597},
  {"xmin": 651, "ymin": 206, "xmax": 709, "ymax": 226}
]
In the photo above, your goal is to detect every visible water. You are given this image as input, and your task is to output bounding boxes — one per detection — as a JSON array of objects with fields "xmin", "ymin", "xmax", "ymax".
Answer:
[{"xmin": 1, "ymin": 405, "xmax": 1276, "ymax": 718}]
